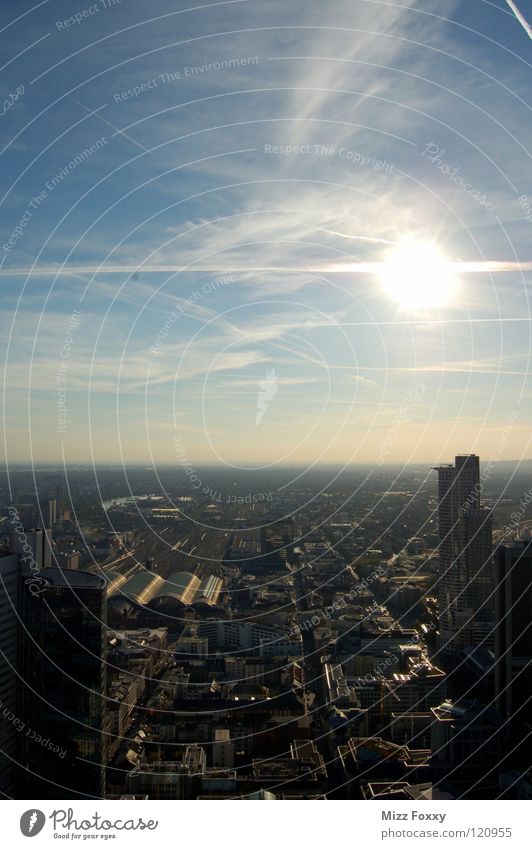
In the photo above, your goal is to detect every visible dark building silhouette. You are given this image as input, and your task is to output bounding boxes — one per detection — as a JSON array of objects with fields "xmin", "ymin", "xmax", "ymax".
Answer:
[
  {"xmin": 0, "ymin": 551, "xmax": 20, "ymax": 796},
  {"xmin": 434, "ymin": 455, "xmax": 493, "ymax": 659},
  {"xmin": 494, "ymin": 540, "xmax": 532, "ymax": 729},
  {"xmin": 18, "ymin": 569, "xmax": 107, "ymax": 799},
  {"xmin": 11, "ymin": 527, "xmax": 51, "ymax": 571},
  {"xmin": 431, "ymin": 699, "xmax": 506, "ymax": 797}
]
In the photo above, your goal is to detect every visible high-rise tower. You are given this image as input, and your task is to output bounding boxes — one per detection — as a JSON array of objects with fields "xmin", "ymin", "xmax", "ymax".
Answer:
[
  {"xmin": 0, "ymin": 551, "xmax": 21, "ymax": 796},
  {"xmin": 11, "ymin": 527, "xmax": 51, "ymax": 571},
  {"xmin": 494, "ymin": 540, "xmax": 532, "ymax": 727},
  {"xmin": 434, "ymin": 455, "xmax": 493, "ymax": 659},
  {"xmin": 18, "ymin": 568, "xmax": 107, "ymax": 799}
]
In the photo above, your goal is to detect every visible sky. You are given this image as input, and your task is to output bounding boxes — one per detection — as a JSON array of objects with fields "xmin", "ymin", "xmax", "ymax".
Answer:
[{"xmin": 0, "ymin": 0, "xmax": 531, "ymax": 469}]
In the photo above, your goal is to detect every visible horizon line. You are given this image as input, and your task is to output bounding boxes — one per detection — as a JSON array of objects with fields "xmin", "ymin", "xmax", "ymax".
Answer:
[{"xmin": 2, "ymin": 458, "xmax": 532, "ymax": 468}]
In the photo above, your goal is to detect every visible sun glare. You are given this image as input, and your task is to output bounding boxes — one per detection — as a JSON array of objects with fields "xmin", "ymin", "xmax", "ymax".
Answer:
[{"xmin": 378, "ymin": 237, "xmax": 457, "ymax": 309}]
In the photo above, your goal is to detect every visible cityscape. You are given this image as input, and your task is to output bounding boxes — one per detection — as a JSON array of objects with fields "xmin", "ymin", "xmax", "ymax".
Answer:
[
  {"xmin": 0, "ymin": 456, "xmax": 531, "ymax": 799},
  {"xmin": 0, "ymin": 0, "xmax": 531, "ymax": 835}
]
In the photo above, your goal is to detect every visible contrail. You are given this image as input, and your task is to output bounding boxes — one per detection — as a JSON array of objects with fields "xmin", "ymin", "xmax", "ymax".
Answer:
[
  {"xmin": 1, "ymin": 260, "xmax": 532, "ymax": 276},
  {"xmin": 71, "ymin": 98, "xmax": 149, "ymax": 153},
  {"xmin": 322, "ymin": 230, "xmax": 394, "ymax": 245},
  {"xmin": 506, "ymin": 0, "xmax": 532, "ymax": 38}
]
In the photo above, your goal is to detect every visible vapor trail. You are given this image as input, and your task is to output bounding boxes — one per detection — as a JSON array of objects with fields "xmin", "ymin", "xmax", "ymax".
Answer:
[
  {"xmin": 2, "ymin": 260, "xmax": 532, "ymax": 276},
  {"xmin": 322, "ymin": 230, "xmax": 394, "ymax": 245},
  {"xmin": 506, "ymin": 0, "xmax": 532, "ymax": 38}
]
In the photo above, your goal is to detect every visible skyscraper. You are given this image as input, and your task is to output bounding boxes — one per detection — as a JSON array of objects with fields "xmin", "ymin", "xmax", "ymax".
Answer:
[
  {"xmin": 434, "ymin": 455, "xmax": 493, "ymax": 660},
  {"xmin": 0, "ymin": 551, "xmax": 21, "ymax": 797},
  {"xmin": 46, "ymin": 499, "xmax": 57, "ymax": 527},
  {"xmin": 11, "ymin": 527, "xmax": 52, "ymax": 571},
  {"xmin": 494, "ymin": 540, "xmax": 532, "ymax": 727},
  {"xmin": 18, "ymin": 568, "xmax": 107, "ymax": 799}
]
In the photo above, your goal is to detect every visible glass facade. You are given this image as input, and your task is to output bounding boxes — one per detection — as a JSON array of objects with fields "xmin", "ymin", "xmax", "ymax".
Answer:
[{"xmin": 18, "ymin": 569, "xmax": 107, "ymax": 799}]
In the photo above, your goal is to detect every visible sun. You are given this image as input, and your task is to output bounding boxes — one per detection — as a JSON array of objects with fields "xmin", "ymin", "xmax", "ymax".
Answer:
[{"xmin": 378, "ymin": 237, "xmax": 457, "ymax": 309}]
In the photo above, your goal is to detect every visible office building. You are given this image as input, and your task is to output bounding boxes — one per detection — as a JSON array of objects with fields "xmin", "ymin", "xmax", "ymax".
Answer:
[
  {"xmin": 212, "ymin": 729, "xmax": 235, "ymax": 769},
  {"xmin": 494, "ymin": 540, "xmax": 532, "ymax": 726},
  {"xmin": 431, "ymin": 700, "xmax": 505, "ymax": 795},
  {"xmin": 46, "ymin": 499, "xmax": 57, "ymax": 527},
  {"xmin": 11, "ymin": 527, "xmax": 52, "ymax": 571},
  {"xmin": 434, "ymin": 455, "xmax": 493, "ymax": 659},
  {"xmin": 0, "ymin": 552, "xmax": 20, "ymax": 796},
  {"xmin": 18, "ymin": 568, "xmax": 107, "ymax": 799},
  {"xmin": 126, "ymin": 747, "xmax": 206, "ymax": 799}
]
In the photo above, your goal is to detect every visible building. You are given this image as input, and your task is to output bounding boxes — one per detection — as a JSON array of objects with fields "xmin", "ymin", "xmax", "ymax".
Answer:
[
  {"xmin": 0, "ymin": 552, "xmax": 20, "ymax": 796},
  {"xmin": 433, "ymin": 455, "xmax": 493, "ymax": 659},
  {"xmin": 108, "ymin": 627, "xmax": 169, "ymax": 678},
  {"xmin": 197, "ymin": 619, "xmax": 301, "ymax": 656},
  {"xmin": 494, "ymin": 540, "xmax": 532, "ymax": 727},
  {"xmin": 212, "ymin": 729, "xmax": 235, "ymax": 769},
  {"xmin": 11, "ymin": 527, "xmax": 51, "ymax": 572},
  {"xmin": 107, "ymin": 569, "xmax": 222, "ymax": 612},
  {"xmin": 46, "ymin": 499, "xmax": 57, "ymax": 527},
  {"xmin": 107, "ymin": 672, "xmax": 143, "ymax": 738},
  {"xmin": 55, "ymin": 550, "xmax": 80, "ymax": 570},
  {"xmin": 362, "ymin": 780, "xmax": 454, "ymax": 800},
  {"xmin": 18, "ymin": 568, "xmax": 107, "ymax": 799},
  {"xmin": 251, "ymin": 740, "xmax": 327, "ymax": 794},
  {"xmin": 338, "ymin": 736, "xmax": 430, "ymax": 791},
  {"xmin": 176, "ymin": 623, "xmax": 209, "ymax": 658},
  {"xmin": 430, "ymin": 700, "xmax": 505, "ymax": 794},
  {"xmin": 383, "ymin": 663, "xmax": 446, "ymax": 715},
  {"xmin": 126, "ymin": 747, "xmax": 206, "ymax": 799}
]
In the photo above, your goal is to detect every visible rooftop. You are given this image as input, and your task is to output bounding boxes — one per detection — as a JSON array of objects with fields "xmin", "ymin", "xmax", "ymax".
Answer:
[{"xmin": 22, "ymin": 567, "xmax": 105, "ymax": 590}]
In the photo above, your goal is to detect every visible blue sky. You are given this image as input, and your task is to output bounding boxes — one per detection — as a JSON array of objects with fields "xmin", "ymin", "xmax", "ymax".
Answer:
[{"xmin": 1, "ymin": 0, "xmax": 531, "ymax": 467}]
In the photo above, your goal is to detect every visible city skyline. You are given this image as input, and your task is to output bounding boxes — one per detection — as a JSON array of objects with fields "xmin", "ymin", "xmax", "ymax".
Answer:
[
  {"xmin": 2, "ymin": 452, "xmax": 531, "ymax": 802},
  {"xmin": 0, "ymin": 0, "xmax": 531, "ymax": 819}
]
